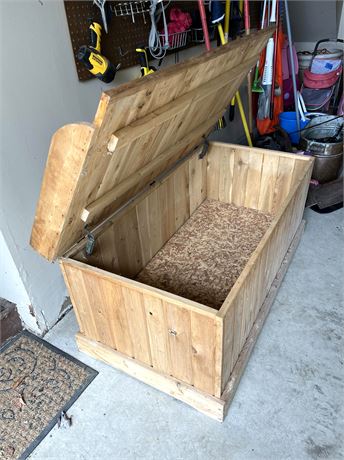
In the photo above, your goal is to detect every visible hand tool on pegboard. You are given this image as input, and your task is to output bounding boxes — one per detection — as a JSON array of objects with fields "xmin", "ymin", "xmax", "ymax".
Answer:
[
  {"xmin": 136, "ymin": 47, "xmax": 156, "ymax": 75},
  {"xmin": 78, "ymin": 22, "xmax": 120, "ymax": 83}
]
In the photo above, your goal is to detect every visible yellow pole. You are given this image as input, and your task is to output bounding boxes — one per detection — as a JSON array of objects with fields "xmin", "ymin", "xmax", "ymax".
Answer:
[
  {"xmin": 239, "ymin": 0, "xmax": 244, "ymax": 14},
  {"xmin": 218, "ymin": 23, "xmax": 253, "ymax": 147},
  {"xmin": 224, "ymin": 0, "xmax": 230, "ymax": 42}
]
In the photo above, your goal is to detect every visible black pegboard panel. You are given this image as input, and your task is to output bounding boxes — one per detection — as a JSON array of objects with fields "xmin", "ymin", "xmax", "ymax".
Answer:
[
  {"xmin": 64, "ymin": 1, "xmax": 152, "ymax": 81},
  {"xmin": 64, "ymin": 1, "xmax": 262, "ymax": 82}
]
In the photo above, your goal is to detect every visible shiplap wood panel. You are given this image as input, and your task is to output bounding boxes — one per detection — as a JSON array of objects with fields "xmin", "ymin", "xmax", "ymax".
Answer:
[
  {"xmin": 206, "ymin": 143, "xmax": 310, "ymax": 213},
  {"xmin": 61, "ymin": 258, "xmax": 221, "ymax": 396}
]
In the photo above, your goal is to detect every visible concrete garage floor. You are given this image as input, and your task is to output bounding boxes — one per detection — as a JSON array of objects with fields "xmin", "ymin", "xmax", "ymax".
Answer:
[{"xmin": 30, "ymin": 207, "xmax": 344, "ymax": 460}]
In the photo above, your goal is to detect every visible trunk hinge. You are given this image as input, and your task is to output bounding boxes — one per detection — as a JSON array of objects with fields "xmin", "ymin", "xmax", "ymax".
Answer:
[
  {"xmin": 199, "ymin": 135, "xmax": 209, "ymax": 159},
  {"xmin": 84, "ymin": 226, "xmax": 96, "ymax": 256}
]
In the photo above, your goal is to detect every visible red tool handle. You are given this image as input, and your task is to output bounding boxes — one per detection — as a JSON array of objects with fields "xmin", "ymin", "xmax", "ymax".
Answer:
[
  {"xmin": 198, "ymin": 0, "xmax": 211, "ymax": 51},
  {"xmin": 269, "ymin": 1, "xmax": 279, "ymax": 120}
]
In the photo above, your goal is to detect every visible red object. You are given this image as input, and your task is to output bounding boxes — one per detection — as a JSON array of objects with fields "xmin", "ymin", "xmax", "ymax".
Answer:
[
  {"xmin": 303, "ymin": 66, "xmax": 342, "ymax": 89},
  {"xmin": 198, "ymin": 0, "xmax": 211, "ymax": 51},
  {"xmin": 161, "ymin": 8, "xmax": 192, "ymax": 39},
  {"xmin": 244, "ymin": 0, "xmax": 250, "ymax": 32}
]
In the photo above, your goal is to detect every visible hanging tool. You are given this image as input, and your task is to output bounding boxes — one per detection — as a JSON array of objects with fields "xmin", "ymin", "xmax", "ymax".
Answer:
[
  {"xmin": 224, "ymin": 0, "xmax": 230, "ymax": 43},
  {"xmin": 136, "ymin": 48, "xmax": 156, "ymax": 76},
  {"xmin": 269, "ymin": 0, "xmax": 280, "ymax": 119},
  {"xmin": 224, "ymin": 0, "xmax": 236, "ymax": 122},
  {"xmin": 258, "ymin": 0, "xmax": 278, "ymax": 119},
  {"xmin": 252, "ymin": 0, "xmax": 267, "ymax": 94},
  {"xmin": 284, "ymin": 0, "xmax": 300, "ymax": 133},
  {"xmin": 258, "ymin": 37, "xmax": 274, "ymax": 119},
  {"xmin": 198, "ymin": 0, "xmax": 211, "ymax": 51},
  {"xmin": 243, "ymin": 0, "xmax": 253, "ymax": 134},
  {"xmin": 78, "ymin": 22, "xmax": 120, "ymax": 83},
  {"xmin": 211, "ymin": 1, "xmax": 253, "ymax": 146}
]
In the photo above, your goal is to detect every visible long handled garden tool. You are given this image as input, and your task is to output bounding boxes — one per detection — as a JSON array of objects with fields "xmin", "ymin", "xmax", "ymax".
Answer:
[
  {"xmin": 257, "ymin": 0, "xmax": 278, "ymax": 120},
  {"xmin": 224, "ymin": 0, "xmax": 230, "ymax": 42},
  {"xmin": 269, "ymin": 0, "xmax": 280, "ymax": 119},
  {"xmin": 284, "ymin": 0, "xmax": 300, "ymax": 133},
  {"xmin": 211, "ymin": 1, "xmax": 253, "ymax": 146},
  {"xmin": 198, "ymin": 0, "xmax": 226, "ymax": 130},
  {"xmin": 252, "ymin": 0, "xmax": 268, "ymax": 94},
  {"xmin": 243, "ymin": 0, "xmax": 253, "ymax": 134}
]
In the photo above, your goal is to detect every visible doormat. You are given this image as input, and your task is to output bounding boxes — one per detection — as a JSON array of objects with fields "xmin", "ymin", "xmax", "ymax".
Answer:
[{"xmin": 0, "ymin": 330, "xmax": 98, "ymax": 459}]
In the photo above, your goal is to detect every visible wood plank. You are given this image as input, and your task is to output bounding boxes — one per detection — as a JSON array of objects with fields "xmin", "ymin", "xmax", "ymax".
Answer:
[
  {"xmin": 257, "ymin": 154, "xmax": 279, "ymax": 212},
  {"xmin": 76, "ymin": 333, "xmax": 225, "ymax": 421},
  {"xmin": 113, "ymin": 207, "xmax": 142, "ymax": 277},
  {"xmin": 190, "ymin": 313, "xmax": 217, "ymax": 395},
  {"xmin": 61, "ymin": 258, "xmax": 217, "ymax": 317},
  {"xmin": 271, "ymin": 156, "xmax": 296, "ymax": 213},
  {"xmin": 30, "ymin": 123, "xmax": 95, "ymax": 260},
  {"xmin": 209, "ymin": 142, "xmax": 312, "ymax": 162},
  {"xmin": 222, "ymin": 221, "xmax": 305, "ymax": 416},
  {"xmin": 165, "ymin": 302, "xmax": 193, "ymax": 383},
  {"xmin": 174, "ymin": 161, "xmax": 190, "ymax": 227},
  {"xmin": 189, "ymin": 154, "xmax": 206, "ymax": 214},
  {"xmin": 121, "ymin": 287, "xmax": 152, "ymax": 365},
  {"xmin": 143, "ymin": 295, "xmax": 171, "ymax": 375},
  {"xmin": 231, "ymin": 147, "xmax": 250, "ymax": 206},
  {"xmin": 244, "ymin": 151, "xmax": 264, "ymax": 209}
]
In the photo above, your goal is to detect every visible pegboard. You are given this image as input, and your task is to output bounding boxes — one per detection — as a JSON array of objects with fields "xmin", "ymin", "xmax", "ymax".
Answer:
[
  {"xmin": 64, "ymin": 1, "xmax": 152, "ymax": 81},
  {"xmin": 64, "ymin": 1, "xmax": 262, "ymax": 82}
]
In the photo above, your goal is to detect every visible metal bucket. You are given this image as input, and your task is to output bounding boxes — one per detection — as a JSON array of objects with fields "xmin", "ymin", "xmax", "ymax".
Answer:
[
  {"xmin": 311, "ymin": 152, "xmax": 343, "ymax": 183},
  {"xmin": 300, "ymin": 115, "xmax": 343, "ymax": 156}
]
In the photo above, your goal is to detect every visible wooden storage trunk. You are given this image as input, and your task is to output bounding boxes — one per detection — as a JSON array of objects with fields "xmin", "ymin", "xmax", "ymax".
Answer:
[{"xmin": 31, "ymin": 29, "xmax": 313, "ymax": 421}]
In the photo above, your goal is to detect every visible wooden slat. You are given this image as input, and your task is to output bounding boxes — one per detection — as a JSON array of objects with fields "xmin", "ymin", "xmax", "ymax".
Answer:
[
  {"xmin": 143, "ymin": 295, "xmax": 171, "ymax": 374},
  {"xmin": 188, "ymin": 154, "xmax": 207, "ymax": 214},
  {"xmin": 30, "ymin": 124, "xmax": 95, "ymax": 261},
  {"xmin": 257, "ymin": 154, "xmax": 280, "ymax": 212},
  {"xmin": 206, "ymin": 143, "xmax": 308, "ymax": 212},
  {"xmin": 165, "ymin": 302, "xmax": 193, "ymax": 383},
  {"xmin": 31, "ymin": 29, "xmax": 273, "ymax": 260},
  {"xmin": 121, "ymin": 287, "xmax": 152, "ymax": 364},
  {"xmin": 231, "ymin": 148, "xmax": 250, "ymax": 206},
  {"xmin": 190, "ymin": 313, "xmax": 217, "ymax": 395},
  {"xmin": 244, "ymin": 151, "xmax": 264, "ymax": 209}
]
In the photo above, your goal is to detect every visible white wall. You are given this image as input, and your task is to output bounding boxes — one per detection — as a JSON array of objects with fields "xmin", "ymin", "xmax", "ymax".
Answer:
[
  {"xmin": 0, "ymin": 0, "xmax": 141, "ymax": 332},
  {"xmin": 288, "ymin": 0, "xmax": 343, "ymax": 52},
  {"xmin": 1, "ymin": 0, "xmax": 246, "ymax": 333},
  {"xmin": 0, "ymin": 230, "xmax": 38, "ymax": 332}
]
